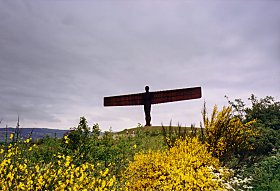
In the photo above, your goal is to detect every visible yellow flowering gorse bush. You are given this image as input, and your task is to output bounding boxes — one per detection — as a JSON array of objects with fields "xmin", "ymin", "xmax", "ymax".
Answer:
[
  {"xmin": 0, "ymin": 138, "xmax": 117, "ymax": 191},
  {"xmin": 122, "ymin": 137, "xmax": 231, "ymax": 190},
  {"xmin": 203, "ymin": 105, "xmax": 258, "ymax": 160}
]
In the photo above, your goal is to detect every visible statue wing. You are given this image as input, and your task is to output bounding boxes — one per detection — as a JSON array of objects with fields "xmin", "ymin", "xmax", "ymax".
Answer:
[
  {"xmin": 151, "ymin": 87, "xmax": 202, "ymax": 104},
  {"xmin": 104, "ymin": 92, "xmax": 144, "ymax": 106}
]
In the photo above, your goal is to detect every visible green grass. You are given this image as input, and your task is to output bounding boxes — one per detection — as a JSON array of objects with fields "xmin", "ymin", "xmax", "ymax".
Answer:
[{"xmin": 116, "ymin": 125, "xmax": 194, "ymax": 135}]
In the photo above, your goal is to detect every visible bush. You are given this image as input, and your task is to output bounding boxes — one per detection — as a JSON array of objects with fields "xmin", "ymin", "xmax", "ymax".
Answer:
[
  {"xmin": 65, "ymin": 116, "xmax": 91, "ymax": 151},
  {"xmin": 227, "ymin": 95, "xmax": 280, "ymax": 155},
  {"xmin": 0, "ymin": 141, "xmax": 117, "ymax": 190},
  {"xmin": 122, "ymin": 137, "xmax": 231, "ymax": 190},
  {"xmin": 241, "ymin": 150, "xmax": 280, "ymax": 191},
  {"xmin": 161, "ymin": 123, "xmax": 195, "ymax": 149},
  {"xmin": 202, "ymin": 104, "xmax": 258, "ymax": 164}
]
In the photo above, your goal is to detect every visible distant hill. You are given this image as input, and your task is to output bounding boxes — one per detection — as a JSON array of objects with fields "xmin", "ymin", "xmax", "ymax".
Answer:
[
  {"xmin": 0, "ymin": 128, "xmax": 69, "ymax": 142},
  {"xmin": 0, "ymin": 126, "xmax": 200, "ymax": 142}
]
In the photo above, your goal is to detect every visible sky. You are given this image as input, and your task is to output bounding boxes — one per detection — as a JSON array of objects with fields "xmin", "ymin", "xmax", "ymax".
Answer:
[{"xmin": 0, "ymin": 0, "xmax": 279, "ymax": 131}]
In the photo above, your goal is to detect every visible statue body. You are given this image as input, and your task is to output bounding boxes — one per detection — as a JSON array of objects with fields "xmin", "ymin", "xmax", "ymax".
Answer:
[
  {"xmin": 143, "ymin": 86, "xmax": 152, "ymax": 126},
  {"xmin": 104, "ymin": 86, "xmax": 202, "ymax": 126}
]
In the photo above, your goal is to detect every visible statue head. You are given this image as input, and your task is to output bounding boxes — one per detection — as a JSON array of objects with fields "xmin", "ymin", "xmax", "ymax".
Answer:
[{"xmin": 145, "ymin": 86, "xmax": 150, "ymax": 92}]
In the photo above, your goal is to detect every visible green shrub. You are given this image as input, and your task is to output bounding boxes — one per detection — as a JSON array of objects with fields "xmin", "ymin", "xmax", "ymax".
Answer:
[
  {"xmin": 241, "ymin": 150, "xmax": 280, "ymax": 191},
  {"xmin": 227, "ymin": 95, "xmax": 280, "ymax": 156}
]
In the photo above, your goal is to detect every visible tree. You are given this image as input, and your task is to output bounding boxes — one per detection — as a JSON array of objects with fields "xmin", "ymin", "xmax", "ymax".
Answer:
[
  {"xmin": 226, "ymin": 95, "xmax": 280, "ymax": 155},
  {"xmin": 245, "ymin": 95, "xmax": 280, "ymax": 131},
  {"xmin": 92, "ymin": 123, "xmax": 101, "ymax": 138},
  {"xmin": 66, "ymin": 116, "xmax": 91, "ymax": 151}
]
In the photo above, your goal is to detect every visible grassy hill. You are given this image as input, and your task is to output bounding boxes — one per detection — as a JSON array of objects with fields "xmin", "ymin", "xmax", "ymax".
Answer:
[{"xmin": 117, "ymin": 125, "xmax": 196, "ymax": 135}]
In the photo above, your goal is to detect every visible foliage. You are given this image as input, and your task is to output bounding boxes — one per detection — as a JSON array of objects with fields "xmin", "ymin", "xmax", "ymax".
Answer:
[
  {"xmin": 162, "ymin": 123, "xmax": 199, "ymax": 148},
  {"xmin": 0, "ymin": 118, "xmax": 167, "ymax": 190},
  {"xmin": 1, "ymin": 96, "xmax": 279, "ymax": 191},
  {"xmin": 202, "ymin": 104, "xmax": 258, "ymax": 164},
  {"xmin": 227, "ymin": 95, "xmax": 280, "ymax": 155},
  {"xmin": 245, "ymin": 95, "xmax": 280, "ymax": 131},
  {"xmin": 245, "ymin": 95, "xmax": 280, "ymax": 155},
  {"xmin": 60, "ymin": 118, "xmax": 165, "ymax": 180},
  {"xmin": 122, "ymin": 137, "xmax": 232, "ymax": 190},
  {"xmin": 241, "ymin": 149, "xmax": 280, "ymax": 191},
  {"xmin": 224, "ymin": 95, "xmax": 280, "ymax": 190},
  {"xmin": 31, "ymin": 136, "xmax": 63, "ymax": 163},
  {"xmin": 0, "ymin": 140, "xmax": 117, "ymax": 190},
  {"xmin": 63, "ymin": 117, "xmax": 104, "ymax": 165},
  {"xmin": 65, "ymin": 116, "xmax": 91, "ymax": 151}
]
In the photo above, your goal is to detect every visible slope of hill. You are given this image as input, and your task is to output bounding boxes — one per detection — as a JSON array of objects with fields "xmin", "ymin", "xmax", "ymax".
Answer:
[{"xmin": 117, "ymin": 125, "xmax": 194, "ymax": 135}]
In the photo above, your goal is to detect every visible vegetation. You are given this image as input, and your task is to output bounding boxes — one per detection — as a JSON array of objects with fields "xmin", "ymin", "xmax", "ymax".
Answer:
[
  {"xmin": 0, "ymin": 143, "xmax": 116, "ymax": 190},
  {"xmin": 226, "ymin": 95, "xmax": 280, "ymax": 190},
  {"xmin": 123, "ymin": 137, "xmax": 231, "ymax": 190},
  {"xmin": 0, "ymin": 94, "xmax": 279, "ymax": 190},
  {"xmin": 202, "ymin": 104, "xmax": 258, "ymax": 166}
]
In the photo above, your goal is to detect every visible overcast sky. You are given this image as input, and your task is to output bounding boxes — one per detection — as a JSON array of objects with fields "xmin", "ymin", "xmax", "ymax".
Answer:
[{"xmin": 0, "ymin": 0, "xmax": 279, "ymax": 131}]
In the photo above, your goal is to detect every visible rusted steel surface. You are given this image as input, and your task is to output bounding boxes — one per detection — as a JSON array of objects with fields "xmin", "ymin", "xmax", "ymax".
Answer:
[
  {"xmin": 104, "ymin": 87, "xmax": 201, "ymax": 106},
  {"xmin": 151, "ymin": 87, "xmax": 201, "ymax": 104},
  {"xmin": 104, "ymin": 93, "xmax": 145, "ymax": 106}
]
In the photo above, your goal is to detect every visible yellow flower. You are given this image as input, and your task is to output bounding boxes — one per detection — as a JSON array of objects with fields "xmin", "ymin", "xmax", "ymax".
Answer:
[
  {"xmin": 133, "ymin": 144, "xmax": 137, "ymax": 149},
  {"xmin": 18, "ymin": 182, "xmax": 25, "ymax": 190},
  {"xmin": 64, "ymin": 135, "xmax": 70, "ymax": 144},
  {"xmin": 24, "ymin": 138, "xmax": 32, "ymax": 143},
  {"xmin": 123, "ymin": 138, "xmax": 228, "ymax": 190},
  {"xmin": 9, "ymin": 133, "xmax": 14, "ymax": 140},
  {"xmin": 0, "ymin": 144, "xmax": 117, "ymax": 190}
]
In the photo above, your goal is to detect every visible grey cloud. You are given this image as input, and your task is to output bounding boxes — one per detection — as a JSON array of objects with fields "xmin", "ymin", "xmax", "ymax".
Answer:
[{"xmin": 0, "ymin": 0, "xmax": 279, "ymax": 130}]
